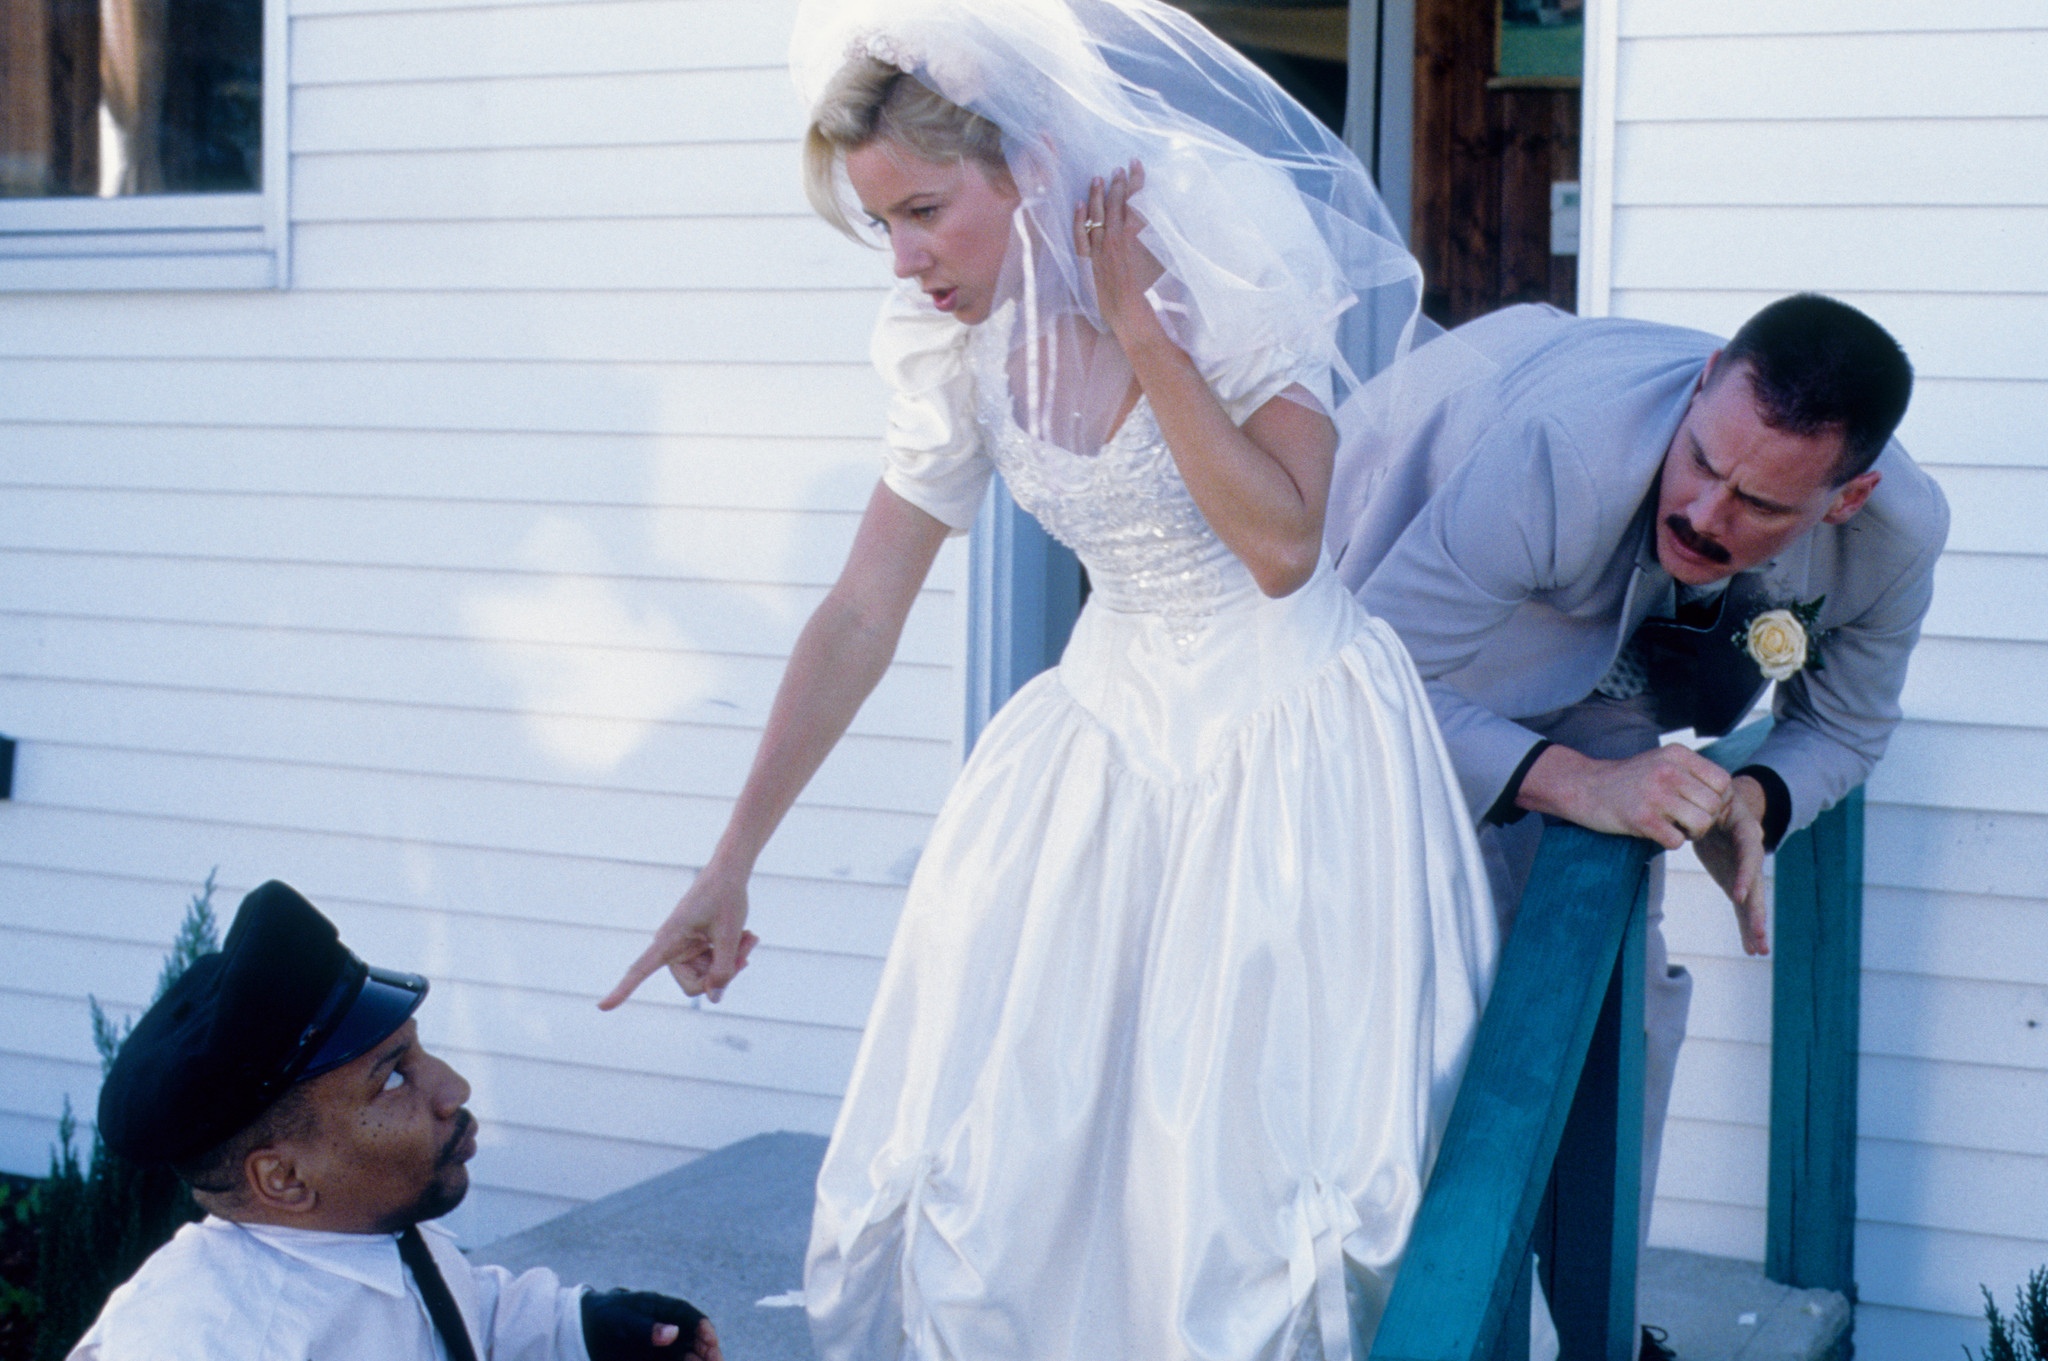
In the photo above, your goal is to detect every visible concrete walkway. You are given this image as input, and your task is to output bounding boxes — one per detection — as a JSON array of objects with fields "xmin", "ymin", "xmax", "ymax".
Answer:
[
  {"xmin": 475, "ymin": 1132, "xmax": 1849, "ymax": 1361},
  {"xmin": 476, "ymin": 1133, "xmax": 827, "ymax": 1361}
]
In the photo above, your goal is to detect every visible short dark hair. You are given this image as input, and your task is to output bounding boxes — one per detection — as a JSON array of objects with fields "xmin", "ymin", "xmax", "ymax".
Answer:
[
  {"xmin": 1714, "ymin": 293, "xmax": 1913, "ymax": 484},
  {"xmin": 173, "ymin": 1081, "xmax": 320, "ymax": 1199}
]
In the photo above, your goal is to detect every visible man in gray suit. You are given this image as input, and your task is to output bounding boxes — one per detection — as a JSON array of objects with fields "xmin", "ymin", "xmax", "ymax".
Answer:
[{"xmin": 1328, "ymin": 294, "xmax": 1946, "ymax": 1346}]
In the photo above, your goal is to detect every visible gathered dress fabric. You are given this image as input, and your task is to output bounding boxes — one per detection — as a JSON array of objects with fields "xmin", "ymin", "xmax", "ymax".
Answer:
[{"xmin": 805, "ymin": 288, "xmax": 1500, "ymax": 1361}]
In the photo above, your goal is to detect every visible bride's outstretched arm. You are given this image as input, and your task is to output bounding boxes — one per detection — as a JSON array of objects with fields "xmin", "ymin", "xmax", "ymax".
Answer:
[
  {"xmin": 601, "ymin": 482, "xmax": 950, "ymax": 1007},
  {"xmin": 1078, "ymin": 162, "xmax": 1337, "ymax": 599}
]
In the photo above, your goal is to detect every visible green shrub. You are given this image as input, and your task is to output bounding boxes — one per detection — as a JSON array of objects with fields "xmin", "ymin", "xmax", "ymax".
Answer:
[
  {"xmin": 1976, "ymin": 1265, "xmax": 2048, "ymax": 1361},
  {"xmin": 31, "ymin": 874, "xmax": 220, "ymax": 1361},
  {"xmin": 0, "ymin": 1176, "xmax": 39, "ymax": 1359}
]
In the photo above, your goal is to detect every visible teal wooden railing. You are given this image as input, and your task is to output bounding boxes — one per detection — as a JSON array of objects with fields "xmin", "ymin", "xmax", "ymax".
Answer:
[{"xmin": 1368, "ymin": 721, "xmax": 1864, "ymax": 1359}]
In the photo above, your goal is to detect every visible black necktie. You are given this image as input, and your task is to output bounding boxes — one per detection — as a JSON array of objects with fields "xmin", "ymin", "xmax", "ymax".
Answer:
[{"xmin": 397, "ymin": 1224, "xmax": 482, "ymax": 1361}]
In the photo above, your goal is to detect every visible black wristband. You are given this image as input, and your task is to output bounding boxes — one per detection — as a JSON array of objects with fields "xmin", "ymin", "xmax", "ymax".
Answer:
[
  {"xmin": 581, "ymin": 1288, "xmax": 709, "ymax": 1361},
  {"xmin": 1735, "ymin": 764, "xmax": 1792, "ymax": 852},
  {"xmin": 1486, "ymin": 740, "xmax": 1554, "ymax": 826}
]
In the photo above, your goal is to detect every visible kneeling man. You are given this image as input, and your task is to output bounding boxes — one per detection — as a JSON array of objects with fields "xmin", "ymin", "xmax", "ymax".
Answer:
[{"xmin": 71, "ymin": 880, "xmax": 722, "ymax": 1361}]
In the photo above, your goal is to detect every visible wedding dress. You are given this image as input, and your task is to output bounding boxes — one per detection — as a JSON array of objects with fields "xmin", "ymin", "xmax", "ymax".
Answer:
[{"xmin": 803, "ymin": 289, "xmax": 1500, "ymax": 1361}]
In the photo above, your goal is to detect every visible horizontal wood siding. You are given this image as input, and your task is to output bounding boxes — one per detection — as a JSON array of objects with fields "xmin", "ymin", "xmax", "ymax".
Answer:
[
  {"xmin": 1593, "ymin": 5, "xmax": 2048, "ymax": 1341},
  {"xmin": 0, "ymin": 0, "xmax": 956, "ymax": 1248}
]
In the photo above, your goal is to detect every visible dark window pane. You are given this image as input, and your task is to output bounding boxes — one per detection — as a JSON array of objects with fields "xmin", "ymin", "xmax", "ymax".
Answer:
[
  {"xmin": 157, "ymin": 0, "xmax": 262, "ymax": 191},
  {"xmin": 0, "ymin": 0, "xmax": 258, "ymax": 197}
]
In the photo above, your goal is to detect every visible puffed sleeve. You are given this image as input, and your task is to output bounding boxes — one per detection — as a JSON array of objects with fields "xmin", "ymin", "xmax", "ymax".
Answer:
[
  {"xmin": 1198, "ymin": 342, "xmax": 1335, "ymax": 428},
  {"xmin": 870, "ymin": 282, "xmax": 994, "ymax": 535}
]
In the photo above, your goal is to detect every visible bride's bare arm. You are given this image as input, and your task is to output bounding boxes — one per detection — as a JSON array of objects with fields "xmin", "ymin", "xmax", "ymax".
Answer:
[
  {"xmin": 600, "ymin": 482, "xmax": 951, "ymax": 1007},
  {"xmin": 1076, "ymin": 162, "xmax": 1337, "ymax": 599}
]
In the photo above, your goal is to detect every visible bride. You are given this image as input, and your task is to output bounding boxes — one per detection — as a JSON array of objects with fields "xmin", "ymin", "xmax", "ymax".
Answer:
[{"xmin": 605, "ymin": 1, "xmax": 1498, "ymax": 1356}]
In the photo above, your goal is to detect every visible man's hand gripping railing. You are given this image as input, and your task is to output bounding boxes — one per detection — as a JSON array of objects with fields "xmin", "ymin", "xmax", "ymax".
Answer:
[{"xmin": 1366, "ymin": 719, "xmax": 1864, "ymax": 1359}]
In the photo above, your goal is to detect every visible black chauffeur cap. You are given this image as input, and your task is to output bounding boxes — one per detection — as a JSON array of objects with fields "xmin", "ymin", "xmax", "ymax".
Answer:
[{"xmin": 97, "ymin": 880, "xmax": 429, "ymax": 1168}]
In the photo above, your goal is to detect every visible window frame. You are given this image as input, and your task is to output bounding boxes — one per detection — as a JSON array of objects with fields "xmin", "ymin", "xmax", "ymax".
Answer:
[{"xmin": 0, "ymin": 0, "xmax": 289, "ymax": 291}]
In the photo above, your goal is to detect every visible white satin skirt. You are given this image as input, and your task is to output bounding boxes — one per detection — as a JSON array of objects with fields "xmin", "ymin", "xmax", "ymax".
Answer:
[{"xmin": 805, "ymin": 567, "xmax": 1499, "ymax": 1361}]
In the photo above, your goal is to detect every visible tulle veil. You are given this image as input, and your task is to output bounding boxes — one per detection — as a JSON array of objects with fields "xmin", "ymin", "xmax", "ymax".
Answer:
[{"xmin": 791, "ymin": 0, "xmax": 1432, "ymax": 459}]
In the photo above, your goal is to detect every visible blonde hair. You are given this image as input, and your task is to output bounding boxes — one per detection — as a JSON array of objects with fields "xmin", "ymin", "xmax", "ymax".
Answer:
[{"xmin": 803, "ymin": 56, "xmax": 1007, "ymax": 238}]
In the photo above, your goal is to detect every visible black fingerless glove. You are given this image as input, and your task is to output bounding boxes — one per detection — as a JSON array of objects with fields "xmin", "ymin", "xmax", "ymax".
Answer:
[{"xmin": 580, "ymin": 1288, "xmax": 710, "ymax": 1361}]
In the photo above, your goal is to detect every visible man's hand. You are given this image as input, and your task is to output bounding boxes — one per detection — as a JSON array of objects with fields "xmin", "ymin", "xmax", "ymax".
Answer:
[
  {"xmin": 1517, "ymin": 743, "xmax": 1732, "ymax": 849},
  {"xmin": 1694, "ymin": 774, "xmax": 1771, "ymax": 956},
  {"xmin": 581, "ymin": 1288, "xmax": 722, "ymax": 1361}
]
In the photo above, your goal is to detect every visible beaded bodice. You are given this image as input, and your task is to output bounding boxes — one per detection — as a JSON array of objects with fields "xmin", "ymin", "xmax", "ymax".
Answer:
[{"xmin": 967, "ymin": 318, "xmax": 1253, "ymax": 650}]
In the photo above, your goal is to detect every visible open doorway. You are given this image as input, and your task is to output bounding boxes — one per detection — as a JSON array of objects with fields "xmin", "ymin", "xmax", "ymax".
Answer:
[
  {"xmin": 1411, "ymin": 0, "xmax": 1582, "ymax": 325},
  {"xmin": 1175, "ymin": 0, "xmax": 1584, "ymax": 331}
]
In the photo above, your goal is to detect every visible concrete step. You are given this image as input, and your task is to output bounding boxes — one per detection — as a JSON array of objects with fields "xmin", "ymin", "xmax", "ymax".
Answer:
[
  {"xmin": 1641, "ymin": 1248, "xmax": 1850, "ymax": 1361},
  {"xmin": 475, "ymin": 1133, "xmax": 1850, "ymax": 1361}
]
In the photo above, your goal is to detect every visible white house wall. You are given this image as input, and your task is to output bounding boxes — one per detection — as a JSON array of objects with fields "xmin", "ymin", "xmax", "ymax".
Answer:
[
  {"xmin": 0, "ymin": 0, "xmax": 957, "ymax": 1248},
  {"xmin": 1589, "ymin": 1, "xmax": 2048, "ymax": 1355}
]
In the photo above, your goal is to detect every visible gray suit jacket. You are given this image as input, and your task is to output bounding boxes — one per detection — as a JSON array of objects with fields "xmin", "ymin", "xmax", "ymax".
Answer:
[{"xmin": 1329, "ymin": 304, "xmax": 1950, "ymax": 838}]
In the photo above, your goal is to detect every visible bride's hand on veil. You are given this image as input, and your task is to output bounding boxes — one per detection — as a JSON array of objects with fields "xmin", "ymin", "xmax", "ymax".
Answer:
[
  {"xmin": 600, "ymin": 871, "xmax": 760, "ymax": 1008},
  {"xmin": 1075, "ymin": 161, "xmax": 1165, "ymax": 349}
]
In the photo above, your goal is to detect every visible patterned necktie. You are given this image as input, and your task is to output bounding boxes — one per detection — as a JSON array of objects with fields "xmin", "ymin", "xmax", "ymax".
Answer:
[
  {"xmin": 397, "ymin": 1224, "xmax": 482, "ymax": 1361},
  {"xmin": 1595, "ymin": 636, "xmax": 1649, "ymax": 700},
  {"xmin": 1597, "ymin": 581, "xmax": 1731, "ymax": 701}
]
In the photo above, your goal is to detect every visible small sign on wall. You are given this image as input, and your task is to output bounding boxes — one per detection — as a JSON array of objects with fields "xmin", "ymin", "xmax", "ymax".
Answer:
[
  {"xmin": 1498, "ymin": 0, "xmax": 1584, "ymax": 84},
  {"xmin": 1551, "ymin": 181, "xmax": 1581, "ymax": 256}
]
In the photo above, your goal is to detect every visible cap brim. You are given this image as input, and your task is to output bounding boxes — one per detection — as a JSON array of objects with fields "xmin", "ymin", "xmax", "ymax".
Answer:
[{"xmin": 300, "ymin": 965, "xmax": 429, "ymax": 1080}]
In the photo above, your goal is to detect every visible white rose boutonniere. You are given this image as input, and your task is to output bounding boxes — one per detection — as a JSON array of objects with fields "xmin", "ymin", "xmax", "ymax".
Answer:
[{"xmin": 1735, "ymin": 596, "xmax": 1826, "ymax": 681}]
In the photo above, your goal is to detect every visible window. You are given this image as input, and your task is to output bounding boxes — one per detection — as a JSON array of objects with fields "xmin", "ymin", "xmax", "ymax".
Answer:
[{"xmin": 0, "ymin": 0, "xmax": 287, "ymax": 288}]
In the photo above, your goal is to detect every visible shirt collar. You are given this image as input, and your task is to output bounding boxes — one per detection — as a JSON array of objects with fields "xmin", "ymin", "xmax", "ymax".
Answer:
[{"xmin": 226, "ymin": 1217, "xmax": 412, "ymax": 1297}]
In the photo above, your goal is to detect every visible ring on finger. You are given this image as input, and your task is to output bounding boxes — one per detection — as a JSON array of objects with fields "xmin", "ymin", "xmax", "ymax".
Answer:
[{"xmin": 1082, "ymin": 217, "xmax": 1104, "ymax": 231}]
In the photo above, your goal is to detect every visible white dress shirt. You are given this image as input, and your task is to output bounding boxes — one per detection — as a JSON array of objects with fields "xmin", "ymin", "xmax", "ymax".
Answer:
[{"xmin": 67, "ymin": 1216, "xmax": 589, "ymax": 1361}]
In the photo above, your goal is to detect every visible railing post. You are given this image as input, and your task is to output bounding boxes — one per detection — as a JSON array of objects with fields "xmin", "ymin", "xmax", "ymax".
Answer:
[
  {"xmin": 1538, "ymin": 896, "xmax": 1644, "ymax": 1360},
  {"xmin": 1370, "ymin": 826, "xmax": 1653, "ymax": 1361},
  {"xmin": 1766, "ymin": 787, "xmax": 1863, "ymax": 1295},
  {"xmin": 1488, "ymin": 1252, "xmax": 1532, "ymax": 1361}
]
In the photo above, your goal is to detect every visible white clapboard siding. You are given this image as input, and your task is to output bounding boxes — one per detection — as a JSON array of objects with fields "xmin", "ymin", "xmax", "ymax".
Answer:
[
  {"xmin": 292, "ymin": 70, "xmax": 804, "ymax": 153},
  {"xmin": 1615, "ymin": 32, "xmax": 2048, "ymax": 122},
  {"xmin": 292, "ymin": 0, "xmax": 788, "ymax": 85},
  {"xmin": 18, "ymin": 746, "xmax": 935, "ymax": 889},
  {"xmin": 294, "ymin": 144, "xmax": 818, "ymax": 221},
  {"xmin": 1614, "ymin": 121, "xmax": 2048, "ymax": 208},
  {"xmin": 1596, "ymin": 1, "xmax": 2048, "ymax": 1342},
  {"xmin": 0, "ymin": 489, "xmax": 874, "ymax": 583},
  {"xmin": 0, "ymin": 289, "xmax": 884, "ymax": 361},
  {"xmin": 1897, "ymin": 641, "xmax": 2040, "ymax": 730},
  {"xmin": 0, "ymin": 356, "xmax": 885, "ymax": 433},
  {"xmin": 0, "ymin": 494, "xmax": 874, "ymax": 590},
  {"xmin": 292, "ymin": 217, "xmax": 885, "ymax": 292},
  {"xmin": 1612, "ymin": 208, "xmax": 2048, "ymax": 296},
  {"xmin": 0, "ymin": 679, "xmax": 958, "ymax": 816},
  {"xmin": 0, "ymin": 0, "xmax": 974, "ymax": 1246},
  {"xmin": 0, "ymin": 424, "xmax": 886, "ymax": 510},
  {"xmin": 0, "ymin": 558, "xmax": 958, "ymax": 667},
  {"xmin": 1616, "ymin": 0, "xmax": 2046, "ymax": 37},
  {"xmin": 1927, "ymin": 557, "xmax": 2048, "ymax": 644},
  {"xmin": 1, "ymin": 816, "xmax": 913, "ymax": 958},
  {"xmin": 1895, "ymin": 381, "xmax": 2048, "ymax": 472},
  {"xmin": 0, "ymin": 615, "xmax": 952, "ymax": 740}
]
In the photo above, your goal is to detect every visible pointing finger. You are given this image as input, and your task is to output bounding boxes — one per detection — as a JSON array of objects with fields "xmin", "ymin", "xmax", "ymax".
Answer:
[{"xmin": 599, "ymin": 946, "xmax": 666, "ymax": 1011}]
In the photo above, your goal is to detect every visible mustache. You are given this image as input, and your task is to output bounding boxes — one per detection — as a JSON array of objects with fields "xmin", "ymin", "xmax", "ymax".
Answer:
[
  {"xmin": 438, "ymin": 1109, "xmax": 475, "ymax": 1166},
  {"xmin": 1664, "ymin": 514, "xmax": 1731, "ymax": 564}
]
